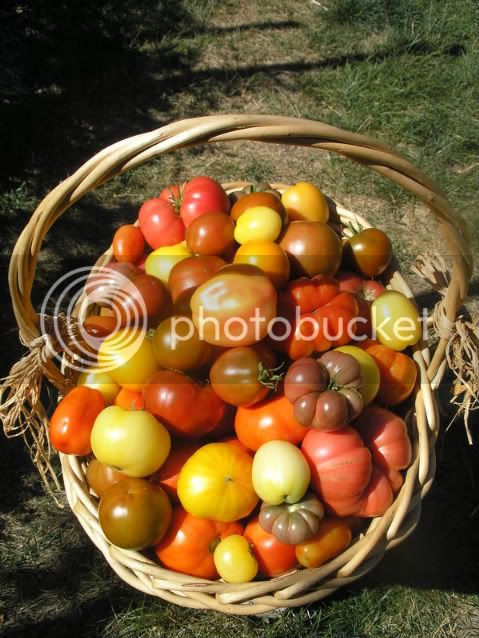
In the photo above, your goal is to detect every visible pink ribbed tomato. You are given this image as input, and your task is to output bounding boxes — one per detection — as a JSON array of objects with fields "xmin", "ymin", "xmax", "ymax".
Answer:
[
  {"xmin": 301, "ymin": 426, "xmax": 372, "ymax": 516},
  {"xmin": 356, "ymin": 466, "xmax": 393, "ymax": 518},
  {"xmin": 354, "ymin": 406, "xmax": 412, "ymax": 476}
]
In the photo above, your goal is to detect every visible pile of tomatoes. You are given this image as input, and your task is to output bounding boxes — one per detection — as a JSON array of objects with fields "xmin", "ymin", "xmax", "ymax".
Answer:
[{"xmin": 50, "ymin": 177, "xmax": 422, "ymax": 584}]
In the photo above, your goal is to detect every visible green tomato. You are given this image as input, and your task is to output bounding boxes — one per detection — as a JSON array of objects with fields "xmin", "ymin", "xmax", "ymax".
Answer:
[
  {"xmin": 234, "ymin": 206, "xmax": 283, "ymax": 244},
  {"xmin": 252, "ymin": 440, "xmax": 310, "ymax": 505},
  {"xmin": 335, "ymin": 345, "xmax": 380, "ymax": 406},
  {"xmin": 91, "ymin": 406, "xmax": 171, "ymax": 477},
  {"xmin": 371, "ymin": 291, "xmax": 422, "ymax": 351},
  {"xmin": 213, "ymin": 534, "xmax": 258, "ymax": 583}
]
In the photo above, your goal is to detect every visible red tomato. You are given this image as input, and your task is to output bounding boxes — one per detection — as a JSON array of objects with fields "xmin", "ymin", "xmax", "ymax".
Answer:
[
  {"xmin": 159, "ymin": 184, "xmax": 183, "ymax": 205},
  {"xmin": 235, "ymin": 395, "xmax": 309, "ymax": 451},
  {"xmin": 114, "ymin": 387, "xmax": 145, "ymax": 411},
  {"xmin": 143, "ymin": 369, "xmax": 226, "ymax": 437},
  {"xmin": 244, "ymin": 518, "xmax": 298, "ymax": 577},
  {"xmin": 114, "ymin": 273, "xmax": 171, "ymax": 327},
  {"xmin": 112, "ymin": 225, "xmax": 145, "ymax": 263},
  {"xmin": 139, "ymin": 198, "xmax": 185, "ymax": 249},
  {"xmin": 50, "ymin": 387, "xmax": 105, "ymax": 455},
  {"xmin": 155, "ymin": 506, "xmax": 243, "ymax": 579},
  {"xmin": 336, "ymin": 271, "xmax": 385, "ymax": 337},
  {"xmin": 281, "ymin": 276, "xmax": 340, "ymax": 314},
  {"xmin": 83, "ymin": 314, "xmax": 118, "ymax": 338},
  {"xmin": 149, "ymin": 441, "xmax": 200, "ymax": 502},
  {"xmin": 180, "ymin": 176, "xmax": 230, "ymax": 227}
]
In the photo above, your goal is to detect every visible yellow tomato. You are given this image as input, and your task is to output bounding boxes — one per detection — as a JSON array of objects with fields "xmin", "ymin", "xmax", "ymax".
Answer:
[
  {"xmin": 335, "ymin": 345, "xmax": 380, "ymax": 406},
  {"xmin": 77, "ymin": 369, "xmax": 120, "ymax": 405},
  {"xmin": 214, "ymin": 535, "xmax": 258, "ymax": 583},
  {"xmin": 98, "ymin": 329, "xmax": 158, "ymax": 391},
  {"xmin": 177, "ymin": 442, "xmax": 258, "ymax": 522},
  {"xmin": 371, "ymin": 291, "xmax": 422, "ymax": 351},
  {"xmin": 233, "ymin": 240, "xmax": 290, "ymax": 289},
  {"xmin": 91, "ymin": 406, "xmax": 171, "ymax": 477},
  {"xmin": 234, "ymin": 207, "xmax": 282, "ymax": 244},
  {"xmin": 145, "ymin": 241, "xmax": 192, "ymax": 285},
  {"xmin": 281, "ymin": 182, "xmax": 329, "ymax": 223}
]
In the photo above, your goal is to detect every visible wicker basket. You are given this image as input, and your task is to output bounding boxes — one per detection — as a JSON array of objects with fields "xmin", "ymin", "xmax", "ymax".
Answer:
[{"xmin": 4, "ymin": 115, "xmax": 473, "ymax": 615}]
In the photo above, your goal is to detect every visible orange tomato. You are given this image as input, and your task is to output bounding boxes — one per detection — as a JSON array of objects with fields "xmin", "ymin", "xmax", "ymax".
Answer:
[
  {"xmin": 295, "ymin": 518, "xmax": 352, "ymax": 568},
  {"xmin": 233, "ymin": 240, "xmax": 290, "ymax": 289},
  {"xmin": 149, "ymin": 441, "xmax": 200, "ymax": 502},
  {"xmin": 49, "ymin": 387, "xmax": 105, "ymax": 455},
  {"xmin": 244, "ymin": 518, "xmax": 298, "ymax": 577},
  {"xmin": 359, "ymin": 339, "xmax": 417, "ymax": 405},
  {"xmin": 235, "ymin": 395, "xmax": 309, "ymax": 451},
  {"xmin": 114, "ymin": 387, "xmax": 145, "ymax": 410},
  {"xmin": 155, "ymin": 506, "xmax": 243, "ymax": 579},
  {"xmin": 112, "ymin": 225, "xmax": 145, "ymax": 263}
]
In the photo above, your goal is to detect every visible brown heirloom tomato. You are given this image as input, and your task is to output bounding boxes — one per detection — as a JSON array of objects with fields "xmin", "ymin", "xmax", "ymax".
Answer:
[
  {"xmin": 168, "ymin": 255, "xmax": 226, "ymax": 314},
  {"xmin": 186, "ymin": 212, "xmax": 236, "ymax": 256},
  {"xmin": 209, "ymin": 344, "xmax": 280, "ymax": 407},
  {"xmin": 99, "ymin": 477, "xmax": 172, "ymax": 550},
  {"xmin": 86, "ymin": 459, "xmax": 127, "ymax": 498},
  {"xmin": 259, "ymin": 493, "xmax": 325, "ymax": 545},
  {"xmin": 344, "ymin": 227, "xmax": 392, "ymax": 277},
  {"xmin": 114, "ymin": 273, "xmax": 171, "ymax": 327},
  {"xmin": 143, "ymin": 369, "xmax": 226, "ymax": 437},
  {"xmin": 152, "ymin": 316, "xmax": 213, "ymax": 371},
  {"xmin": 279, "ymin": 221, "xmax": 341, "ymax": 278}
]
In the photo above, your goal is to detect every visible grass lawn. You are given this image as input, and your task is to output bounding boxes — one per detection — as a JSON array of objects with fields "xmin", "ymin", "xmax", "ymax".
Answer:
[{"xmin": 1, "ymin": 1, "xmax": 478, "ymax": 636}]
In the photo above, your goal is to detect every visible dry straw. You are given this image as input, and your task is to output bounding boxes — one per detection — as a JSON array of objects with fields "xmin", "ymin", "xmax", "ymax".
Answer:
[{"xmin": 0, "ymin": 115, "xmax": 474, "ymax": 614}]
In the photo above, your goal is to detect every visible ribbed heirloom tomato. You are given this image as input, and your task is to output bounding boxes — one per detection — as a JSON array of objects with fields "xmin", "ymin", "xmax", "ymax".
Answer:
[
  {"xmin": 155, "ymin": 507, "xmax": 243, "ymax": 579},
  {"xmin": 177, "ymin": 442, "xmax": 258, "ymax": 522}
]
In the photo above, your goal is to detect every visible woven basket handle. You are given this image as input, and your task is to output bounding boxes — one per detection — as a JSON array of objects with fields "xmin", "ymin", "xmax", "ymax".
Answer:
[{"xmin": 7, "ymin": 114, "xmax": 473, "ymax": 383}]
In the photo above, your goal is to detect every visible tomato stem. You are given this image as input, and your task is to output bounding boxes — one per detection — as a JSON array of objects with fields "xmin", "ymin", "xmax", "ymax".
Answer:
[
  {"xmin": 346, "ymin": 219, "xmax": 364, "ymax": 236},
  {"xmin": 257, "ymin": 361, "xmax": 285, "ymax": 391}
]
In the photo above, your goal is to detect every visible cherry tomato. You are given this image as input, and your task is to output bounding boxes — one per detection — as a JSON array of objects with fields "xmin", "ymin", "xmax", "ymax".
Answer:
[
  {"xmin": 139, "ymin": 198, "xmax": 185, "ymax": 249},
  {"xmin": 177, "ymin": 442, "xmax": 258, "ymax": 522},
  {"xmin": 145, "ymin": 241, "xmax": 192, "ymax": 285},
  {"xmin": 168, "ymin": 255, "xmax": 226, "ymax": 314},
  {"xmin": 235, "ymin": 394, "xmax": 309, "ymax": 451},
  {"xmin": 233, "ymin": 240, "xmax": 290, "ymax": 289},
  {"xmin": 230, "ymin": 191, "xmax": 287, "ymax": 223},
  {"xmin": 50, "ymin": 387, "xmax": 105, "ymax": 455},
  {"xmin": 143, "ymin": 369, "xmax": 226, "ymax": 437},
  {"xmin": 155, "ymin": 506, "xmax": 243, "ymax": 579},
  {"xmin": 234, "ymin": 206, "xmax": 283, "ymax": 244},
  {"xmin": 152, "ymin": 315, "xmax": 213, "ymax": 371},
  {"xmin": 112, "ymin": 225, "xmax": 145, "ymax": 263},
  {"xmin": 209, "ymin": 345, "xmax": 279, "ymax": 406},
  {"xmin": 371, "ymin": 291, "xmax": 422, "ymax": 351},
  {"xmin": 295, "ymin": 518, "xmax": 352, "ymax": 568},
  {"xmin": 190, "ymin": 264, "xmax": 277, "ymax": 347},
  {"xmin": 214, "ymin": 535, "xmax": 258, "ymax": 583},
  {"xmin": 281, "ymin": 182, "xmax": 329, "ymax": 223},
  {"xmin": 86, "ymin": 458, "xmax": 127, "ymax": 498},
  {"xmin": 99, "ymin": 477, "xmax": 172, "ymax": 550},
  {"xmin": 180, "ymin": 176, "xmax": 230, "ymax": 227},
  {"xmin": 186, "ymin": 212, "xmax": 236, "ymax": 256},
  {"xmin": 149, "ymin": 441, "xmax": 200, "ymax": 502},
  {"xmin": 98, "ymin": 329, "xmax": 158, "ymax": 392},
  {"xmin": 344, "ymin": 227, "xmax": 392, "ymax": 277},
  {"xmin": 244, "ymin": 518, "xmax": 298, "ymax": 577},
  {"xmin": 114, "ymin": 273, "xmax": 171, "ymax": 327},
  {"xmin": 114, "ymin": 387, "xmax": 144, "ymax": 410},
  {"xmin": 279, "ymin": 221, "xmax": 341, "ymax": 277}
]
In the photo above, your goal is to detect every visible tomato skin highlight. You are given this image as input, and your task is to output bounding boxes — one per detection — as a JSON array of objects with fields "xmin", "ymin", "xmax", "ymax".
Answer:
[{"xmin": 50, "ymin": 387, "xmax": 105, "ymax": 455}]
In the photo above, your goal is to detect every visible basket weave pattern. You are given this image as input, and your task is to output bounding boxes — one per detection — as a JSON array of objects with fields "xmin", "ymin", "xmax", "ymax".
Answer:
[{"xmin": 7, "ymin": 115, "xmax": 472, "ymax": 614}]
